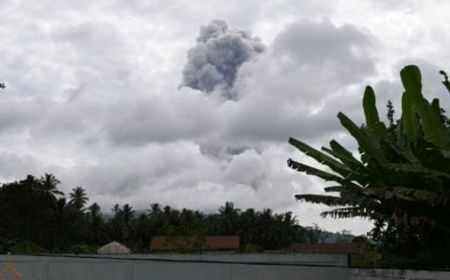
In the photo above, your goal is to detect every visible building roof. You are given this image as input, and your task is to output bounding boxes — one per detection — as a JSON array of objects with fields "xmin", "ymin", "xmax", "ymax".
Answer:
[
  {"xmin": 150, "ymin": 235, "xmax": 240, "ymax": 251},
  {"xmin": 290, "ymin": 243, "xmax": 363, "ymax": 254},
  {"xmin": 97, "ymin": 241, "xmax": 131, "ymax": 254}
]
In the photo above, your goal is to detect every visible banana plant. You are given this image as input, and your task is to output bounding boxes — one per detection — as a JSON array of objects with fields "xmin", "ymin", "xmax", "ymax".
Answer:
[{"xmin": 288, "ymin": 65, "xmax": 450, "ymax": 230}]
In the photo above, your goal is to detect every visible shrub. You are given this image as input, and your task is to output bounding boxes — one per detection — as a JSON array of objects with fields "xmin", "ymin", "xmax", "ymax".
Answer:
[
  {"xmin": 11, "ymin": 241, "xmax": 45, "ymax": 254},
  {"xmin": 69, "ymin": 244, "xmax": 96, "ymax": 254}
]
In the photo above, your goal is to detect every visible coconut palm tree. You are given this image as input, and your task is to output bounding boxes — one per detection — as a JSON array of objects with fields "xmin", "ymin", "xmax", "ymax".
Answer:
[
  {"xmin": 120, "ymin": 204, "xmax": 135, "ymax": 243},
  {"xmin": 40, "ymin": 173, "xmax": 64, "ymax": 198},
  {"xmin": 87, "ymin": 203, "xmax": 103, "ymax": 244},
  {"xmin": 69, "ymin": 186, "xmax": 89, "ymax": 211},
  {"xmin": 218, "ymin": 202, "xmax": 240, "ymax": 235}
]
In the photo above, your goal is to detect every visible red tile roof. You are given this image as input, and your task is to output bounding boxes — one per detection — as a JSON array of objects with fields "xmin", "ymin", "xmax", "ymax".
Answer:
[{"xmin": 150, "ymin": 235, "xmax": 240, "ymax": 251}]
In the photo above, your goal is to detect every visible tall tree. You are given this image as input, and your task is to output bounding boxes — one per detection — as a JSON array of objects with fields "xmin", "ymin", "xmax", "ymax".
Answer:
[
  {"xmin": 218, "ymin": 202, "xmax": 240, "ymax": 235},
  {"xmin": 69, "ymin": 186, "xmax": 89, "ymax": 211},
  {"xmin": 87, "ymin": 203, "xmax": 104, "ymax": 245},
  {"xmin": 40, "ymin": 173, "xmax": 64, "ymax": 198}
]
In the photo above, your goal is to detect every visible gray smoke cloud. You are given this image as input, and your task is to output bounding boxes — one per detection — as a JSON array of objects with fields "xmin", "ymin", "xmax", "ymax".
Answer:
[{"xmin": 181, "ymin": 20, "xmax": 264, "ymax": 98}]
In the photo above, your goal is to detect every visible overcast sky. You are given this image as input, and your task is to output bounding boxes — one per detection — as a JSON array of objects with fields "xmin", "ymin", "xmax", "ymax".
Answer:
[{"xmin": 1, "ymin": 0, "xmax": 450, "ymax": 234}]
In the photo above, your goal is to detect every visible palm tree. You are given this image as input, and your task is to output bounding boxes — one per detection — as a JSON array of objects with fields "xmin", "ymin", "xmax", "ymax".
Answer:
[
  {"xmin": 148, "ymin": 203, "xmax": 162, "ymax": 217},
  {"xmin": 121, "ymin": 204, "xmax": 135, "ymax": 226},
  {"xmin": 120, "ymin": 204, "xmax": 135, "ymax": 243},
  {"xmin": 40, "ymin": 173, "xmax": 64, "ymax": 198},
  {"xmin": 131, "ymin": 213, "xmax": 149, "ymax": 251},
  {"xmin": 53, "ymin": 197, "xmax": 69, "ymax": 249},
  {"xmin": 69, "ymin": 186, "xmax": 89, "ymax": 211},
  {"xmin": 238, "ymin": 208, "xmax": 257, "ymax": 245},
  {"xmin": 108, "ymin": 204, "xmax": 123, "ymax": 242},
  {"xmin": 147, "ymin": 203, "xmax": 164, "ymax": 236},
  {"xmin": 88, "ymin": 203, "xmax": 101, "ymax": 217},
  {"xmin": 87, "ymin": 203, "xmax": 103, "ymax": 244},
  {"xmin": 112, "ymin": 204, "xmax": 121, "ymax": 216},
  {"xmin": 218, "ymin": 202, "xmax": 240, "ymax": 235}
]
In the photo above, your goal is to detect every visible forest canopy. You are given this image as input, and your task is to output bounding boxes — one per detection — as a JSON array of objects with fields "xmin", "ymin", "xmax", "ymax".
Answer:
[{"xmin": 0, "ymin": 174, "xmax": 332, "ymax": 254}]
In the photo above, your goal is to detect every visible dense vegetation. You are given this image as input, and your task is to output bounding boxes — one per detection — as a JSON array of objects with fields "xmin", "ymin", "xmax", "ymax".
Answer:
[
  {"xmin": 288, "ymin": 65, "xmax": 450, "ymax": 268},
  {"xmin": 0, "ymin": 174, "xmax": 330, "ymax": 254}
]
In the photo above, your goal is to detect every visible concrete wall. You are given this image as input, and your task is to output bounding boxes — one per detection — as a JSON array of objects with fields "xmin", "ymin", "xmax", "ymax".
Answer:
[
  {"xmin": 0, "ymin": 254, "xmax": 348, "ymax": 280},
  {"xmin": 351, "ymin": 268, "xmax": 450, "ymax": 280},
  {"xmin": 1, "ymin": 254, "xmax": 450, "ymax": 280},
  {"xmin": 121, "ymin": 252, "xmax": 349, "ymax": 266}
]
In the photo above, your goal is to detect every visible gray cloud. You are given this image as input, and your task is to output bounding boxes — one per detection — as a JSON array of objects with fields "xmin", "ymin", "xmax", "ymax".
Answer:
[
  {"xmin": 273, "ymin": 19, "xmax": 375, "ymax": 84},
  {"xmin": 0, "ymin": 96, "xmax": 38, "ymax": 133},
  {"xmin": 181, "ymin": 20, "xmax": 265, "ymax": 98},
  {"xmin": 216, "ymin": 19, "xmax": 376, "ymax": 145},
  {"xmin": 103, "ymin": 91, "xmax": 221, "ymax": 146},
  {"xmin": 56, "ymin": 142, "xmax": 304, "ymax": 214},
  {"xmin": 0, "ymin": 152, "xmax": 41, "ymax": 181}
]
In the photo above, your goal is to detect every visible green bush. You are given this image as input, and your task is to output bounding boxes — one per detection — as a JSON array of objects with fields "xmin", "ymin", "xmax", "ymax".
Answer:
[
  {"xmin": 11, "ymin": 241, "xmax": 45, "ymax": 254},
  {"xmin": 69, "ymin": 244, "xmax": 96, "ymax": 254}
]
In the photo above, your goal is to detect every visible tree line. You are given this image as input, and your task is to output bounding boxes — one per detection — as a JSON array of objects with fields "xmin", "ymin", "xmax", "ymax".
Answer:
[{"xmin": 0, "ymin": 174, "xmax": 329, "ymax": 254}]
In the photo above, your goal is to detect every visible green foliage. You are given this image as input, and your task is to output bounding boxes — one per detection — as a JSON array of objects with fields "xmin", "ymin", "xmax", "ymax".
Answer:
[
  {"xmin": 69, "ymin": 186, "xmax": 89, "ymax": 211},
  {"xmin": 363, "ymin": 86, "xmax": 387, "ymax": 136},
  {"xmin": 288, "ymin": 65, "xmax": 450, "ymax": 266},
  {"xmin": 69, "ymin": 244, "xmax": 96, "ymax": 254},
  {"xmin": 401, "ymin": 66, "xmax": 448, "ymax": 147},
  {"xmin": 0, "ymin": 175, "xmax": 67, "ymax": 250},
  {"xmin": 440, "ymin": 70, "xmax": 450, "ymax": 94},
  {"xmin": 0, "ymin": 174, "xmax": 324, "ymax": 253},
  {"xmin": 11, "ymin": 241, "xmax": 45, "ymax": 255}
]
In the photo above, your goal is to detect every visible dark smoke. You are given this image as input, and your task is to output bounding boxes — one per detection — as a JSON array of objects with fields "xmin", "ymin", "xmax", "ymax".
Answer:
[{"xmin": 181, "ymin": 20, "xmax": 264, "ymax": 98}]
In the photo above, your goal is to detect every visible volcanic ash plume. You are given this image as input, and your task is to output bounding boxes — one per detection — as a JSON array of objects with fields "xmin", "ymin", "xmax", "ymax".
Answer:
[{"xmin": 181, "ymin": 20, "xmax": 264, "ymax": 99}]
